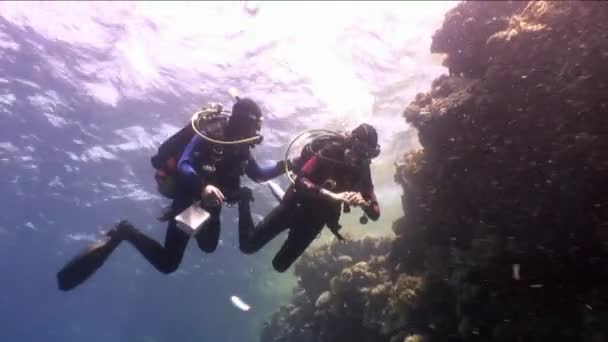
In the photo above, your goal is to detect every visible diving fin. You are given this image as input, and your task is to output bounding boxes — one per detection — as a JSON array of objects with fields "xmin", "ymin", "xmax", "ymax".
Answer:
[
  {"xmin": 267, "ymin": 180, "xmax": 285, "ymax": 203},
  {"xmin": 56, "ymin": 233, "xmax": 121, "ymax": 291}
]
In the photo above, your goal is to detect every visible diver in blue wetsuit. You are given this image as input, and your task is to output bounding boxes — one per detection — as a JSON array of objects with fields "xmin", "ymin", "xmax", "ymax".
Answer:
[{"xmin": 57, "ymin": 98, "xmax": 286, "ymax": 291}]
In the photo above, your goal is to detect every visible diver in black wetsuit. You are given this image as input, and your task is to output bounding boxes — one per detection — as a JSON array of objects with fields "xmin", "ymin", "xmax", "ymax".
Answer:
[
  {"xmin": 238, "ymin": 123, "xmax": 382, "ymax": 272},
  {"xmin": 57, "ymin": 98, "xmax": 286, "ymax": 291}
]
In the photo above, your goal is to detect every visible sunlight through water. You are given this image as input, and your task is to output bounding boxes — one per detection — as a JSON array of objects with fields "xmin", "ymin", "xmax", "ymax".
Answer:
[{"xmin": 0, "ymin": 1, "xmax": 458, "ymax": 341}]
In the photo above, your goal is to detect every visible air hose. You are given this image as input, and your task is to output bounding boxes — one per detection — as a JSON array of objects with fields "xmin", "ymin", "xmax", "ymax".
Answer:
[
  {"xmin": 190, "ymin": 107, "xmax": 262, "ymax": 145},
  {"xmin": 283, "ymin": 128, "xmax": 345, "ymax": 184}
]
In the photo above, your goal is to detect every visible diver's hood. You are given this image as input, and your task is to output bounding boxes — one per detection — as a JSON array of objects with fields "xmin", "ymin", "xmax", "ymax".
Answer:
[
  {"xmin": 347, "ymin": 123, "xmax": 381, "ymax": 160},
  {"xmin": 227, "ymin": 97, "xmax": 263, "ymax": 144}
]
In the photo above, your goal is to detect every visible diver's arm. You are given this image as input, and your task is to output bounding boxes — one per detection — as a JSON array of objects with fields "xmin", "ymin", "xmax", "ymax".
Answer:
[
  {"xmin": 176, "ymin": 135, "xmax": 204, "ymax": 191},
  {"xmin": 296, "ymin": 158, "xmax": 365, "ymax": 206},
  {"xmin": 360, "ymin": 167, "xmax": 380, "ymax": 221},
  {"xmin": 294, "ymin": 156, "xmax": 322, "ymax": 194},
  {"xmin": 245, "ymin": 153, "xmax": 288, "ymax": 183},
  {"xmin": 294, "ymin": 156, "xmax": 345, "ymax": 202}
]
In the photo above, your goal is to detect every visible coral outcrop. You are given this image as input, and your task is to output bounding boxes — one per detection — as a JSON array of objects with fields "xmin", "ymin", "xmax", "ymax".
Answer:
[
  {"xmin": 261, "ymin": 1, "xmax": 608, "ymax": 341},
  {"xmin": 261, "ymin": 236, "xmax": 394, "ymax": 342}
]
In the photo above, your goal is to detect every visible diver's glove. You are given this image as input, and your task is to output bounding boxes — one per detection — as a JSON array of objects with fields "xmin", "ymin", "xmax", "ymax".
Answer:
[
  {"xmin": 287, "ymin": 156, "xmax": 302, "ymax": 170},
  {"xmin": 275, "ymin": 160, "xmax": 288, "ymax": 173},
  {"xmin": 275, "ymin": 158, "xmax": 299, "ymax": 173}
]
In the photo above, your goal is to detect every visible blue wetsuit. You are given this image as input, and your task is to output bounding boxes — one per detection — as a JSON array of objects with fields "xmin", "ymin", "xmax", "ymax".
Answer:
[{"xmin": 177, "ymin": 134, "xmax": 284, "ymax": 197}]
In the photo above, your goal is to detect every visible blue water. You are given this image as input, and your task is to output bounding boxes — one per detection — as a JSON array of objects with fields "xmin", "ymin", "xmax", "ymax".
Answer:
[{"xmin": 0, "ymin": 2, "xmax": 456, "ymax": 341}]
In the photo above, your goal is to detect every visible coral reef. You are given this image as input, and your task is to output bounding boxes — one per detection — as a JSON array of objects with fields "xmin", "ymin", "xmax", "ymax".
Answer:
[
  {"xmin": 395, "ymin": 1, "xmax": 608, "ymax": 340},
  {"xmin": 261, "ymin": 236, "xmax": 395, "ymax": 342},
  {"xmin": 261, "ymin": 1, "xmax": 608, "ymax": 341}
]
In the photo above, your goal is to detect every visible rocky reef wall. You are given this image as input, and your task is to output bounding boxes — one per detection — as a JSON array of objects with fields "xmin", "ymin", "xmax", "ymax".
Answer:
[{"xmin": 261, "ymin": 1, "xmax": 608, "ymax": 341}]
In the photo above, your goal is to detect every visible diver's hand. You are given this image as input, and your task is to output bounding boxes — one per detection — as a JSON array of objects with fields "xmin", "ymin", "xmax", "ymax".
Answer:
[
  {"xmin": 328, "ymin": 191, "xmax": 358, "ymax": 205},
  {"xmin": 202, "ymin": 185, "xmax": 224, "ymax": 206},
  {"xmin": 325, "ymin": 191, "xmax": 346, "ymax": 203},
  {"xmin": 345, "ymin": 192, "xmax": 366, "ymax": 207}
]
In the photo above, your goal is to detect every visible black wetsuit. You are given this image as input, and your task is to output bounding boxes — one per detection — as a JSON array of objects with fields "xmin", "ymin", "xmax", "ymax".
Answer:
[{"xmin": 238, "ymin": 146, "xmax": 381, "ymax": 272}]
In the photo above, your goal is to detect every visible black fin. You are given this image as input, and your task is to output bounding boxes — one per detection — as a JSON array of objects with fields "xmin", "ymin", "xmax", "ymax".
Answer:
[{"xmin": 56, "ymin": 236, "xmax": 120, "ymax": 291}]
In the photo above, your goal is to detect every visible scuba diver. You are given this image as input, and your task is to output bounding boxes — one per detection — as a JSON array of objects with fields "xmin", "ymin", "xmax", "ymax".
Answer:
[
  {"xmin": 238, "ymin": 123, "xmax": 381, "ymax": 272},
  {"xmin": 57, "ymin": 97, "xmax": 287, "ymax": 291}
]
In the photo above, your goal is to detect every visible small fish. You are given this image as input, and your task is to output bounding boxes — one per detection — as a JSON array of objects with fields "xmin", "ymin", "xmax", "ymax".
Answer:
[
  {"xmin": 230, "ymin": 295, "xmax": 251, "ymax": 312},
  {"xmin": 512, "ymin": 264, "xmax": 521, "ymax": 280}
]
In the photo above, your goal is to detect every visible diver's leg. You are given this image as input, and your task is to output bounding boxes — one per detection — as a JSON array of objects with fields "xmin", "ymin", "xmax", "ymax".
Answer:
[
  {"xmin": 56, "ymin": 200, "xmax": 192, "ymax": 290},
  {"xmin": 238, "ymin": 198, "xmax": 292, "ymax": 254},
  {"xmin": 121, "ymin": 219, "xmax": 189, "ymax": 274},
  {"xmin": 57, "ymin": 223, "xmax": 125, "ymax": 291},
  {"xmin": 271, "ymin": 222, "xmax": 324, "ymax": 273},
  {"xmin": 195, "ymin": 207, "xmax": 221, "ymax": 253}
]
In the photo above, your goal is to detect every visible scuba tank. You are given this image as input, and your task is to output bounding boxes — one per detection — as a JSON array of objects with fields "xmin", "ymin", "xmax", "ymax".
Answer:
[
  {"xmin": 151, "ymin": 104, "xmax": 226, "ymax": 199},
  {"xmin": 295, "ymin": 134, "xmax": 345, "ymax": 171}
]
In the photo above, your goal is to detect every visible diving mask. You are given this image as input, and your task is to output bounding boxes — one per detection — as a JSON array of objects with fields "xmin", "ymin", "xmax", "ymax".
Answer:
[{"xmin": 346, "ymin": 137, "xmax": 381, "ymax": 163}]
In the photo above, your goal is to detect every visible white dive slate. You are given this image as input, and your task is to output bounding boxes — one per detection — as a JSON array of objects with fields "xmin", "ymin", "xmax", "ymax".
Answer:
[{"xmin": 175, "ymin": 203, "xmax": 211, "ymax": 236}]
